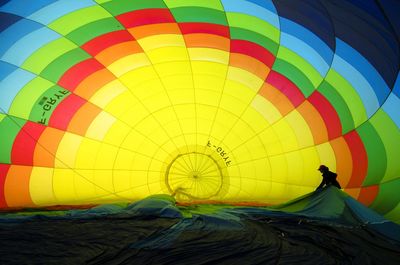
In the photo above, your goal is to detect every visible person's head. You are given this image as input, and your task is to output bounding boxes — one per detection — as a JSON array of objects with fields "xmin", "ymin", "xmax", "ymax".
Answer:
[{"xmin": 318, "ymin": 165, "xmax": 329, "ymax": 172}]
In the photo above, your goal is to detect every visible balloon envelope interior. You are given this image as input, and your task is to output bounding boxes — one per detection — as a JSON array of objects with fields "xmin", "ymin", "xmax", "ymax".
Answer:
[{"xmin": 0, "ymin": 0, "xmax": 399, "ymax": 223}]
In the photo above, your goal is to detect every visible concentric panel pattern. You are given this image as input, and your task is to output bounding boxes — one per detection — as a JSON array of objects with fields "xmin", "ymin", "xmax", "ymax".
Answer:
[{"xmin": 0, "ymin": 0, "xmax": 399, "ymax": 222}]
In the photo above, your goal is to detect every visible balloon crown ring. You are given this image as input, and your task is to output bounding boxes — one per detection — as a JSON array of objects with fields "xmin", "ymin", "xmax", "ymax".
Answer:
[{"xmin": 165, "ymin": 152, "xmax": 223, "ymax": 200}]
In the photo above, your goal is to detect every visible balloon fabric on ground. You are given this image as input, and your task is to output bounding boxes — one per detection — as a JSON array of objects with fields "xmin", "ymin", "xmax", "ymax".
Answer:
[
  {"xmin": 0, "ymin": 187, "xmax": 399, "ymax": 264},
  {"xmin": 0, "ymin": 0, "xmax": 400, "ymax": 261}
]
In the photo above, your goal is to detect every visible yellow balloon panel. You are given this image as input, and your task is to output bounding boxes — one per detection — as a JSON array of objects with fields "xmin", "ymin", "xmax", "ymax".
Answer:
[
  {"xmin": 30, "ymin": 167, "xmax": 56, "ymax": 206},
  {"xmin": 94, "ymin": 144, "xmax": 120, "ymax": 169},
  {"xmin": 74, "ymin": 170, "xmax": 97, "ymax": 201},
  {"xmin": 251, "ymin": 94, "xmax": 282, "ymax": 124},
  {"xmin": 188, "ymin": 48, "xmax": 230, "ymax": 64},
  {"xmin": 285, "ymin": 110, "xmax": 314, "ymax": 148},
  {"xmin": 137, "ymin": 35, "xmax": 186, "ymax": 52},
  {"xmin": 159, "ymin": 72, "xmax": 193, "ymax": 90},
  {"xmin": 103, "ymin": 90, "xmax": 141, "ymax": 118},
  {"xmin": 102, "ymin": 120, "xmax": 131, "ymax": 146},
  {"xmin": 52, "ymin": 168, "xmax": 77, "ymax": 203},
  {"xmin": 191, "ymin": 61, "xmax": 228, "ymax": 80},
  {"xmin": 147, "ymin": 47, "xmax": 189, "ymax": 65},
  {"xmin": 227, "ymin": 67, "xmax": 265, "ymax": 92},
  {"xmin": 75, "ymin": 138, "xmax": 102, "ymax": 169},
  {"xmin": 86, "ymin": 112, "xmax": 116, "ymax": 141},
  {"xmin": 257, "ymin": 128, "xmax": 284, "ymax": 155},
  {"xmin": 108, "ymin": 53, "xmax": 150, "ymax": 77},
  {"xmin": 270, "ymin": 119, "xmax": 299, "ymax": 154},
  {"xmin": 93, "ymin": 170, "xmax": 120, "ymax": 200},
  {"xmin": 315, "ymin": 143, "xmax": 337, "ymax": 173},
  {"xmin": 90, "ymin": 80, "xmax": 127, "ymax": 108},
  {"xmin": 120, "ymin": 73, "xmax": 161, "ymax": 97},
  {"xmin": 299, "ymin": 147, "xmax": 321, "ymax": 184},
  {"xmin": 54, "ymin": 133, "xmax": 82, "ymax": 169}
]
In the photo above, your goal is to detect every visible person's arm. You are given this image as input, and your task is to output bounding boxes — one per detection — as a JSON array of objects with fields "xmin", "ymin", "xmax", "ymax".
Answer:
[{"xmin": 316, "ymin": 178, "xmax": 326, "ymax": 190}]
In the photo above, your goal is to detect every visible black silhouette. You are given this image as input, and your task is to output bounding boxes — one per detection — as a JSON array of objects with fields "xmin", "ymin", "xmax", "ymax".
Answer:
[{"xmin": 316, "ymin": 165, "xmax": 341, "ymax": 190}]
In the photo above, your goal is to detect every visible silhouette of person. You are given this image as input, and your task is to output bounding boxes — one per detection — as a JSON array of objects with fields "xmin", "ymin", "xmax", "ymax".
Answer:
[{"xmin": 316, "ymin": 165, "xmax": 341, "ymax": 190}]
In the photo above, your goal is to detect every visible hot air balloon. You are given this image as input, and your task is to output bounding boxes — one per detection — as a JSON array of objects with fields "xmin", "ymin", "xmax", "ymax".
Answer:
[
  {"xmin": 1, "ymin": 0, "xmax": 399, "ymax": 221},
  {"xmin": 0, "ymin": 0, "xmax": 400, "ymax": 263}
]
